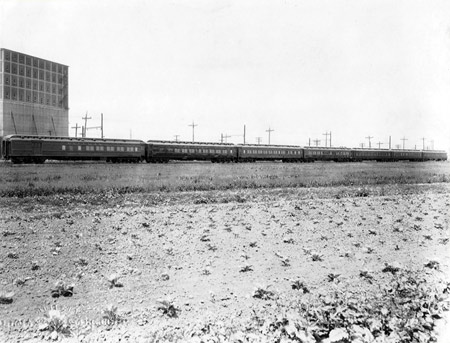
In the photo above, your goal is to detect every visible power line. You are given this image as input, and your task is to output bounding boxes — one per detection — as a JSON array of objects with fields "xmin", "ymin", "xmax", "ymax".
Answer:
[
  {"xmin": 376, "ymin": 141, "xmax": 384, "ymax": 149},
  {"xmin": 313, "ymin": 139, "xmax": 321, "ymax": 147}
]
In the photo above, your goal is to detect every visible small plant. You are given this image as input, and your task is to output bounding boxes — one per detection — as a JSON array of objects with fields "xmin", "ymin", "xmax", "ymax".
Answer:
[
  {"xmin": 102, "ymin": 304, "xmax": 123, "ymax": 326},
  {"xmin": 281, "ymin": 258, "xmax": 290, "ymax": 267},
  {"xmin": 249, "ymin": 241, "xmax": 258, "ymax": 248},
  {"xmin": 365, "ymin": 246, "xmax": 375, "ymax": 254},
  {"xmin": 327, "ymin": 273, "xmax": 340, "ymax": 282},
  {"xmin": 382, "ymin": 262, "xmax": 402, "ymax": 274},
  {"xmin": 51, "ymin": 281, "xmax": 74, "ymax": 297},
  {"xmin": 44, "ymin": 309, "xmax": 71, "ymax": 336},
  {"xmin": 206, "ymin": 244, "xmax": 217, "ymax": 252},
  {"xmin": 0, "ymin": 290, "xmax": 14, "ymax": 304},
  {"xmin": 359, "ymin": 269, "xmax": 374, "ymax": 282},
  {"xmin": 291, "ymin": 280, "xmax": 309, "ymax": 293},
  {"xmin": 240, "ymin": 265, "xmax": 253, "ymax": 272},
  {"xmin": 200, "ymin": 234, "xmax": 210, "ymax": 242},
  {"xmin": 157, "ymin": 300, "xmax": 180, "ymax": 318},
  {"xmin": 107, "ymin": 274, "xmax": 123, "ymax": 288},
  {"xmin": 424, "ymin": 260, "xmax": 440, "ymax": 270},
  {"xmin": 311, "ymin": 253, "xmax": 323, "ymax": 262},
  {"xmin": 252, "ymin": 285, "xmax": 276, "ymax": 300}
]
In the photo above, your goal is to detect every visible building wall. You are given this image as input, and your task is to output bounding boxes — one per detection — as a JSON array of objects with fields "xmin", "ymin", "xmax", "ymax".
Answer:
[{"xmin": 0, "ymin": 48, "xmax": 68, "ymax": 137}]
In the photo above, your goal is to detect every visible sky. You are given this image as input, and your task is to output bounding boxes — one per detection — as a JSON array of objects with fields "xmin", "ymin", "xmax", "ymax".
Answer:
[{"xmin": 1, "ymin": 0, "xmax": 450, "ymax": 151}]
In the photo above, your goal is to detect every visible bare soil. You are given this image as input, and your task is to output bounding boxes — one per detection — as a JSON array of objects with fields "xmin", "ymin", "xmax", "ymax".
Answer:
[{"xmin": 0, "ymin": 182, "xmax": 449, "ymax": 342}]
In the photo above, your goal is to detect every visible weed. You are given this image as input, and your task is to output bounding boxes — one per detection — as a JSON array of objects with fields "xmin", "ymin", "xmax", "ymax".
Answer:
[
  {"xmin": 43, "ymin": 309, "xmax": 71, "ymax": 336},
  {"xmin": 107, "ymin": 274, "xmax": 123, "ymax": 288},
  {"xmin": 157, "ymin": 300, "xmax": 180, "ymax": 318},
  {"xmin": 291, "ymin": 280, "xmax": 309, "ymax": 293},
  {"xmin": 252, "ymin": 285, "xmax": 276, "ymax": 300},
  {"xmin": 240, "ymin": 265, "xmax": 253, "ymax": 272},
  {"xmin": 311, "ymin": 253, "xmax": 323, "ymax": 262},
  {"xmin": 0, "ymin": 291, "xmax": 14, "ymax": 304},
  {"xmin": 102, "ymin": 304, "xmax": 123, "ymax": 326},
  {"xmin": 51, "ymin": 281, "xmax": 74, "ymax": 297}
]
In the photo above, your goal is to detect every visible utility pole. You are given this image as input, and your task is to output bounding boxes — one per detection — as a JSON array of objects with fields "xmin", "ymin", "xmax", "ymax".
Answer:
[
  {"xmin": 401, "ymin": 136, "xmax": 408, "ymax": 150},
  {"xmin": 365, "ymin": 136, "xmax": 373, "ymax": 148},
  {"xmin": 421, "ymin": 137, "xmax": 426, "ymax": 150},
  {"xmin": 243, "ymin": 125, "xmax": 246, "ymax": 144},
  {"xmin": 256, "ymin": 137, "xmax": 262, "ymax": 144},
  {"xmin": 323, "ymin": 132, "xmax": 330, "ymax": 147},
  {"xmin": 266, "ymin": 127, "xmax": 274, "ymax": 145},
  {"xmin": 395, "ymin": 144, "xmax": 401, "ymax": 149},
  {"xmin": 189, "ymin": 121, "xmax": 198, "ymax": 142},
  {"xmin": 360, "ymin": 143, "xmax": 365, "ymax": 148},
  {"xmin": 71, "ymin": 123, "xmax": 80, "ymax": 138},
  {"xmin": 82, "ymin": 112, "xmax": 91, "ymax": 138},
  {"xmin": 308, "ymin": 138, "xmax": 311, "ymax": 147},
  {"xmin": 389, "ymin": 136, "xmax": 392, "ymax": 150},
  {"xmin": 174, "ymin": 135, "xmax": 180, "ymax": 142},
  {"xmin": 329, "ymin": 131, "xmax": 332, "ymax": 147},
  {"xmin": 313, "ymin": 139, "xmax": 320, "ymax": 147},
  {"xmin": 376, "ymin": 141, "xmax": 384, "ymax": 149}
]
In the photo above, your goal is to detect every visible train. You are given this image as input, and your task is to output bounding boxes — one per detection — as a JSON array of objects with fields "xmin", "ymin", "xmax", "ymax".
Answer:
[{"xmin": 0, "ymin": 134, "xmax": 447, "ymax": 164}]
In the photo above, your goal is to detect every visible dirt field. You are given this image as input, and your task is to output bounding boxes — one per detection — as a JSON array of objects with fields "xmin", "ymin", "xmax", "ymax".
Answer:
[{"xmin": 0, "ymin": 162, "xmax": 449, "ymax": 342}]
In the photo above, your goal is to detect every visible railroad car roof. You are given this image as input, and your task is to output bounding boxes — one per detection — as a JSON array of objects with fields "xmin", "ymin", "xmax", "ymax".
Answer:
[
  {"xmin": 146, "ymin": 140, "xmax": 235, "ymax": 146},
  {"xmin": 4, "ymin": 135, "xmax": 145, "ymax": 144}
]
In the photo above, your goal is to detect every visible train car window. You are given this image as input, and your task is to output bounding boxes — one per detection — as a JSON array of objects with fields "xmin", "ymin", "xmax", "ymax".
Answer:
[
  {"xmin": 78, "ymin": 146, "xmax": 82, "ymax": 151},
  {"xmin": 62, "ymin": 145, "xmax": 66, "ymax": 151},
  {"xmin": 69, "ymin": 146, "xmax": 73, "ymax": 151}
]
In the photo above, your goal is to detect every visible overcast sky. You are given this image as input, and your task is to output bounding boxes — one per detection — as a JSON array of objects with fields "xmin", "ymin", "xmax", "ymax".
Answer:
[{"xmin": 1, "ymin": 0, "xmax": 450, "ymax": 150}]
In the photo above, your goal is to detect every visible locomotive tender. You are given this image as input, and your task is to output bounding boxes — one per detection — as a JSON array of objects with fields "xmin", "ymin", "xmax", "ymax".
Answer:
[{"xmin": 1, "ymin": 134, "xmax": 447, "ymax": 164}]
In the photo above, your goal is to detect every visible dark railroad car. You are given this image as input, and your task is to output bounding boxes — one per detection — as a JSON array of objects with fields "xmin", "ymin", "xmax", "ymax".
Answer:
[
  {"xmin": 303, "ymin": 147, "xmax": 352, "ymax": 162},
  {"xmin": 237, "ymin": 145, "xmax": 303, "ymax": 162},
  {"xmin": 351, "ymin": 148, "xmax": 392, "ymax": 162},
  {"xmin": 146, "ymin": 140, "xmax": 237, "ymax": 163},
  {"xmin": 390, "ymin": 149, "xmax": 423, "ymax": 162},
  {"xmin": 422, "ymin": 150, "xmax": 447, "ymax": 161},
  {"xmin": 3, "ymin": 135, "xmax": 146, "ymax": 163}
]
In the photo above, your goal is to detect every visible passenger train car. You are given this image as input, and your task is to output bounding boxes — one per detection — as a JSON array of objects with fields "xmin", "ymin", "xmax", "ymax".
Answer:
[
  {"xmin": 2, "ymin": 135, "xmax": 146, "ymax": 163},
  {"xmin": 146, "ymin": 140, "xmax": 237, "ymax": 163},
  {"xmin": 0, "ymin": 134, "xmax": 447, "ymax": 163}
]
